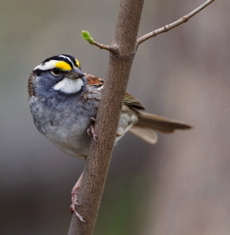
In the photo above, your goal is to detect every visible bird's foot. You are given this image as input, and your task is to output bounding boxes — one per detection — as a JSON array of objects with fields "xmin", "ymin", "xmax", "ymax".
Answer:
[
  {"xmin": 70, "ymin": 173, "xmax": 85, "ymax": 222},
  {"xmin": 87, "ymin": 117, "xmax": 97, "ymax": 141},
  {"xmin": 70, "ymin": 192, "xmax": 85, "ymax": 222}
]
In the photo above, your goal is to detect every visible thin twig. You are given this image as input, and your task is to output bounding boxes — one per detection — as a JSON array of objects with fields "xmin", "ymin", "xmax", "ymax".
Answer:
[
  {"xmin": 90, "ymin": 41, "xmax": 112, "ymax": 51},
  {"xmin": 136, "ymin": 0, "xmax": 215, "ymax": 48},
  {"xmin": 90, "ymin": 41, "xmax": 119, "ymax": 55},
  {"xmin": 82, "ymin": 30, "xmax": 117, "ymax": 53}
]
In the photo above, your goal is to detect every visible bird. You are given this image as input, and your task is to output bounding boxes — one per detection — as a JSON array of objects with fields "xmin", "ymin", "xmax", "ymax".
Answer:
[{"xmin": 28, "ymin": 54, "xmax": 191, "ymax": 221}]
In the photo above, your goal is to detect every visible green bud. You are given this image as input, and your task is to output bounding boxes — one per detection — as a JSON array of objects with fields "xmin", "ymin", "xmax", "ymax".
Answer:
[{"xmin": 81, "ymin": 30, "xmax": 95, "ymax": 44}]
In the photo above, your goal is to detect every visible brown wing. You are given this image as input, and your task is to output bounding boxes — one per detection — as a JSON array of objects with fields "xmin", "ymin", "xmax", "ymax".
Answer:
[
  {"xmin": 84, "ymin": 73, "xmax": 104, "ymax": 88},
  {"xmin": 84, "ymin": 73, "xmax": 191, "ymax": 143},
  {"xmin": 84, "ymin": 73, "xmax": 145, "ymax": 110},
  {"xmin": 124, "ymin": 93, "xmax": 145, "ymax": 110}
]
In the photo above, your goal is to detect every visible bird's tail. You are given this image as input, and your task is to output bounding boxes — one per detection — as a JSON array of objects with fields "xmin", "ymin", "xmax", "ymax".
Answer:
[{"xmin": 129, "ymin": 111, "xmax": 192, "ymax": 144}]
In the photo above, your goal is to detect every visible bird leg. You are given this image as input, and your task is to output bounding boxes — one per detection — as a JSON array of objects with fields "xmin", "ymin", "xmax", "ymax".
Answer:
[
  {"xmin": 70, "ymin": 172, "xmax": 85, "ymax": 222},
  {"xmin": 87, "ymin": 117, "xmax": 97, "ymax": 141}
]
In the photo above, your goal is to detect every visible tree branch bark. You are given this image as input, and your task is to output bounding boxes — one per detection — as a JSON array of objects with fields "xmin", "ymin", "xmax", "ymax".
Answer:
[{"xmin": 68, "ymin": 0, "xmax": 144, "ymax": 234}]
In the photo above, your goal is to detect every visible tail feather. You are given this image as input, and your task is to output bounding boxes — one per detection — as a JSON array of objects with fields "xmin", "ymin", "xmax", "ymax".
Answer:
[
  {"xmin": 128, "ymin": 111, "xmax": 192, "ymax": 144},
  {"xmin": 129, "ymin": 126, "xmax": 158, "ymax": 144},
  {"xmin": 136, "ymin": 111, "xmax": 192, "ymax": 133}
]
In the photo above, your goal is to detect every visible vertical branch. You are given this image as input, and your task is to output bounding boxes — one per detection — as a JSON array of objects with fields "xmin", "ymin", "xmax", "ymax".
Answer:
[
  {"xmin": 68, "ymin": 0, "xmax": 144, "ymax": 234},
  {"xmin": 67, "ymin": 0, "xmax": 215, "ymax": 234}
]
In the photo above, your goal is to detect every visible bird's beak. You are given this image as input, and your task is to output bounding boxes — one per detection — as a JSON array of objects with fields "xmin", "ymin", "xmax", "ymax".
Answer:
[{"xmin": 66, "ymin": 67, "xmax": 84, "ymax": 80}]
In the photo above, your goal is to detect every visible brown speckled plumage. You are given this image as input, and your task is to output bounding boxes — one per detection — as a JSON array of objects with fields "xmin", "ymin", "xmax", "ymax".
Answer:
[{"xmin": 28, "ymin": 72, "xmax": 36, "ymax": 97}]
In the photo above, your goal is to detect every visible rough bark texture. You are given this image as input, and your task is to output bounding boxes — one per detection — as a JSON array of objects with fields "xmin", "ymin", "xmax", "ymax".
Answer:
[{"xmin": 68, "ymin": 0, "xmax": 144, "ymax": 234}]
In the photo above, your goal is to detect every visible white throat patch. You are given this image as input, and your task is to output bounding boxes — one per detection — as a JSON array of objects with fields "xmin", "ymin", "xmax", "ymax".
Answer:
[{"xmin": 53, "ymin": 78, "xmax": 84, "ymax": 94}]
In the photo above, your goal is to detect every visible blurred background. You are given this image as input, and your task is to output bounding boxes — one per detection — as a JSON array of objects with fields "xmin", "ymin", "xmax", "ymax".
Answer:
[{"xmin": 0, "ymin": 0, "xmax": 229, "ymax": 234}]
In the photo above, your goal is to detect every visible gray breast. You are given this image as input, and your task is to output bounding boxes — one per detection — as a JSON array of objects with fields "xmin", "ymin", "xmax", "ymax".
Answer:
[{"xmin": 29, "ymin": 92, "xmax": 100, "ymax": 158}]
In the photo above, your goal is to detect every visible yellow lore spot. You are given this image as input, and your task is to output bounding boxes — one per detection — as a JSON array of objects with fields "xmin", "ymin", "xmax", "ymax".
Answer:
[
  {"xmin": 75, "ymin": 59, "xmax": 81, "ymax": 68},
  {"xmin": 55, "ymin": 61, "xmax": 72, "ymax": 71}
]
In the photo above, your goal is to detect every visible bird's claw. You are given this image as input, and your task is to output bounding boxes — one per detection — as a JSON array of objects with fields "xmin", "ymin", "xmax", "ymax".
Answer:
[
  {"xmin": 70, "ymin": 195, "xmax": 85, "ymax": 222},
  {"xmin": 70, "ymin": 173, "xmax": 85, "ymax": 222},
  {"xmin": 87, "ymin": 117, "xmax": 97, "ymax": 142}
]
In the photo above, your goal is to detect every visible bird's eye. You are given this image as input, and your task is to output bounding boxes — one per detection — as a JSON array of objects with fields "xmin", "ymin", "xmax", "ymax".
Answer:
[{"xmin": 51, "ymin": 68, "xmax": 61, "ymax": 76}]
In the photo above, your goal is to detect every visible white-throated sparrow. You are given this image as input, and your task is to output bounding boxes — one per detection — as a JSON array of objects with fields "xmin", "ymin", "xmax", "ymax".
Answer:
[{"xmin": 28, "ymin": 54, "xmax": 191, "ymax": 221}]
